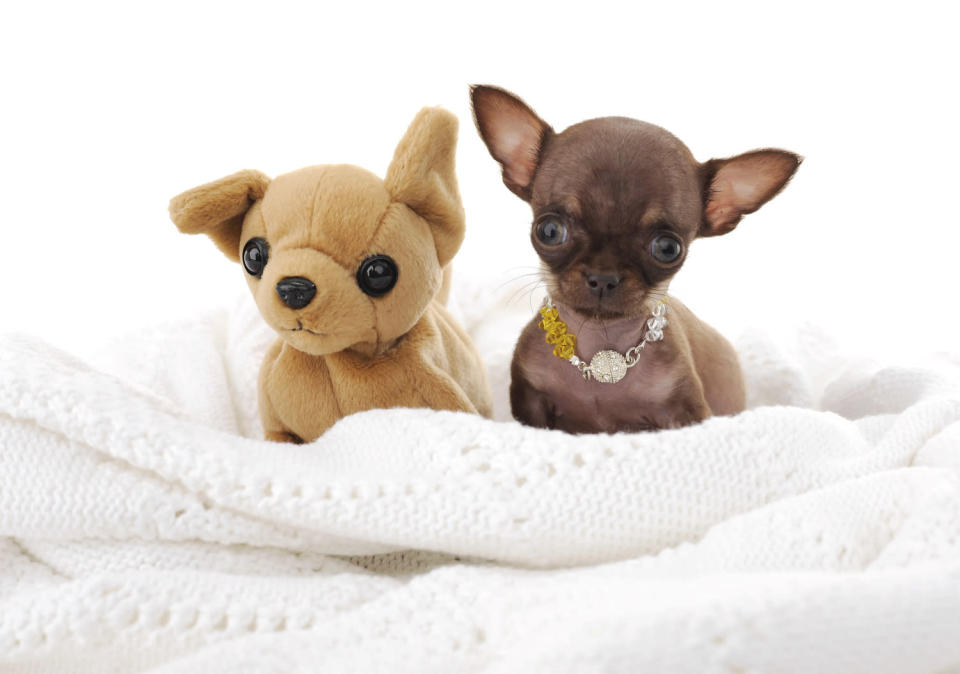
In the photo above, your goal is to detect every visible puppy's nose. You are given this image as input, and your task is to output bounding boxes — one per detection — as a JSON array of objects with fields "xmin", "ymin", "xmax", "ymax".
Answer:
[
  {"xmin": 275, "ymin": 277, "xmax": 316, "ymax": 309},
  {"xmin": 585, "ymin": 272, "xmax": 620, "ymax": 297}
]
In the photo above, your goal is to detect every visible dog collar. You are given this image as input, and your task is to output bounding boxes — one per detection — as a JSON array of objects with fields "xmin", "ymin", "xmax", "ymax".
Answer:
[{"xmin": 537, "ymin": 296, "xmax": 668, "ymax": 384}]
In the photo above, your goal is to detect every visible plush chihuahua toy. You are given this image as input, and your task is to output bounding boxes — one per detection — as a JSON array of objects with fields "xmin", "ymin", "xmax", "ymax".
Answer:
[
  {"xmin": 170, "ymin": 107, "xmax": 493, "ymax": 442},
  {"xmin": 472, "ymin": 86, "xmax": 800, "ymax": 434}
]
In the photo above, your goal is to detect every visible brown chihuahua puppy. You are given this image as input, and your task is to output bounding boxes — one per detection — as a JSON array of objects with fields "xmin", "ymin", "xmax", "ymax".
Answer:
[{"xmin": 471, "ymin": 86, "xmax": 800, "ymax": 434}]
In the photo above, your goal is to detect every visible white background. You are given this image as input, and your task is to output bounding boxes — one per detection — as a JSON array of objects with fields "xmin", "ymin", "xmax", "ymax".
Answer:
[{"xmin": 1, "ymin": 1, "xmax": 957, "ymax": 359}]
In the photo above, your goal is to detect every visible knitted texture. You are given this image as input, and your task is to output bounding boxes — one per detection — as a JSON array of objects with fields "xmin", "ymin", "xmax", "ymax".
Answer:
[{"xmin": 1, "ymin": 290, "xmax": 960, "ymax": 673}]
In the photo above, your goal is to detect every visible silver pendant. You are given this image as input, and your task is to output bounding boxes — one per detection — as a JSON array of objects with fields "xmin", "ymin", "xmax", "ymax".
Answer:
[{"xmin": 588, "ymin": 350, "xmax": 628, "ymax": 383}]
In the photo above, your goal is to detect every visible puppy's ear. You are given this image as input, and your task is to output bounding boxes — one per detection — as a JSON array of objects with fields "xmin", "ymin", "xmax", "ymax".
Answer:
[
  {"xmin": 700, "ymin": 150, "xmax": 801, "ymax": 237},
  {"xmin": 385, "ymin": 106, "xmax": 465, "ymax": 267},
  {"xmin": 470, "ymin": 85, "xmax": 552, "ymax": 201},
  {"xmin": 169, "ymin": 170, "xmax": 271, "ymax": 261}
]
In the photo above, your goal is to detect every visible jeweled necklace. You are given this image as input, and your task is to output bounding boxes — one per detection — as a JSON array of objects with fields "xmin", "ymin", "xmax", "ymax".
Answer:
[{"xmin": 537, "ymin": 296, "xmax": 669, "ymax": 384}]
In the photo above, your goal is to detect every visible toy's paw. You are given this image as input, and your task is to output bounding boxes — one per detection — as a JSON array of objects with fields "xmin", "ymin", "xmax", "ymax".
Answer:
[{"xmin": 264, "ymin": 430, "xmax": 305, "ymax": 444}]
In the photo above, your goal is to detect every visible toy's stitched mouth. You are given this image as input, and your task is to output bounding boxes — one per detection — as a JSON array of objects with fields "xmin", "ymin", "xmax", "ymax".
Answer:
[{"xmin": 288, "ymin": 319, "xmax": 325, "ymax": 336}]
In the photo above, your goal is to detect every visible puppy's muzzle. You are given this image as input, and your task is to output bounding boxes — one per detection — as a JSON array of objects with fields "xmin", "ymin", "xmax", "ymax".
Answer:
[{"xmin": 276, "ymin": 276, "xmax": 317, "ymax": 309}]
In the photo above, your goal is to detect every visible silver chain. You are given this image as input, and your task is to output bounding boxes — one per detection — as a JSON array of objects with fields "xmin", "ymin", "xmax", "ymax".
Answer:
[{"xmin": 623, "ymin": 341, "xmax": 648, "ymax": 368}]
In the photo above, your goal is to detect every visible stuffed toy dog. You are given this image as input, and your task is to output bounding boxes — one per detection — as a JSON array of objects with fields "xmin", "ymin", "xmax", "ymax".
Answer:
[{"xmin": 169, "ymin": 107, "xmax": 493, "ymax": 442}]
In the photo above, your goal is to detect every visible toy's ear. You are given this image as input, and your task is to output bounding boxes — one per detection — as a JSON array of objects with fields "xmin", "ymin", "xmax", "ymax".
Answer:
[
  {"xmin": 168, "ymin": 169, "xmax": 271, "ymax": 261},
  {"xmin": 384, "ymin": 107, "xmax": 465, "ymax": 267},
  {"xmin": 700, "ymin": 150, "xmax": 801, "ymax": 237}
]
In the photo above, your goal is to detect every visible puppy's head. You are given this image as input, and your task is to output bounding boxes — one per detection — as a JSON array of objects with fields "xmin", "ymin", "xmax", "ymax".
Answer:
[
  {"xmin": 169, "ymin": 107, "xmax": 464, "ymax": 356},
  {"xmin": 471, "ymin": 85, "xmax": 801, "ymax": 319}
]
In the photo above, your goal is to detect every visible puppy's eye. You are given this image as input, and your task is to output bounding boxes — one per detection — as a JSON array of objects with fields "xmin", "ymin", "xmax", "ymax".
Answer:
[
  {"xmin": 356, "ymin": 255, "xmax": 398, "ymax": 297},
  {"xmin": 535, "ymin": 219, "xmax": 568, "ymax": 246},
  {"xmin": 242, "ymin": 238, "xmax": 269, "ymax": 278},
  {"xmin": 650, "ymin": 235, "xmax": 683, "ymax": 263}
]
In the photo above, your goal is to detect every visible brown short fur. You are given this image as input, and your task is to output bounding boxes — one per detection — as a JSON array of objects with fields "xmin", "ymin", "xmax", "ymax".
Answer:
[
  {"xmin": 170, "ymin": 107, "xmax": 493, "ymax": 442},
  {"xmin": 472, "ymin": 86, "xmax": 800, "ymax": 434}
]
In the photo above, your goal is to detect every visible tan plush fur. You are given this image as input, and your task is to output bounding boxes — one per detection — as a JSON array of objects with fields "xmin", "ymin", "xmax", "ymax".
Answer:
[{"xmin": 169, "ymin": 108, "xmax": 493, "ymax": 442}]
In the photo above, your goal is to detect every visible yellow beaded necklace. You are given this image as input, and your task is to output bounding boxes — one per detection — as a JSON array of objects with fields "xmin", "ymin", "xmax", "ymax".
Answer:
[
  {"xmin": 537, "ymin": 304, "xmax": 578, "ymax": 359},
  {"xmin": 537, "ymin": 297, "xmax": 669, "ymax": 384}
]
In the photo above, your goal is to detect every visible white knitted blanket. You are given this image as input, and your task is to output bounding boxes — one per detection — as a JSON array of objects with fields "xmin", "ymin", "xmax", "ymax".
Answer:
[{"xmin": 2, "ymin": 289, "xmax": 960, "ymax": 674}]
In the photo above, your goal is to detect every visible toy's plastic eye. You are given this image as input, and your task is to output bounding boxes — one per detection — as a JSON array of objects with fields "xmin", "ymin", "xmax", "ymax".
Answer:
[
  {"xmin": 535, "ymin": 219, "xmax": 568, "ymax": 246},
  {"xmin": 242, "ymin": 238, "xmax": 269, "ymax": 278},
  {"xmin": 356, "ymin": 255, "xmax": 398, "ymax": 297},
  {"xmin": 650, "ymin": 235, "xmax": 682, "ymax": 263}
]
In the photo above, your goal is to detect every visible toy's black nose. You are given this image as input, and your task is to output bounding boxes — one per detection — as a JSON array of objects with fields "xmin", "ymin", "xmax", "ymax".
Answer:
[
  {"xmin": 585, "ymin": 272, "xmax": 620, "ymax": 297},
  {"xmin": 276, "ymin": 277, "xmax": 316, "ymax": 309}
]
